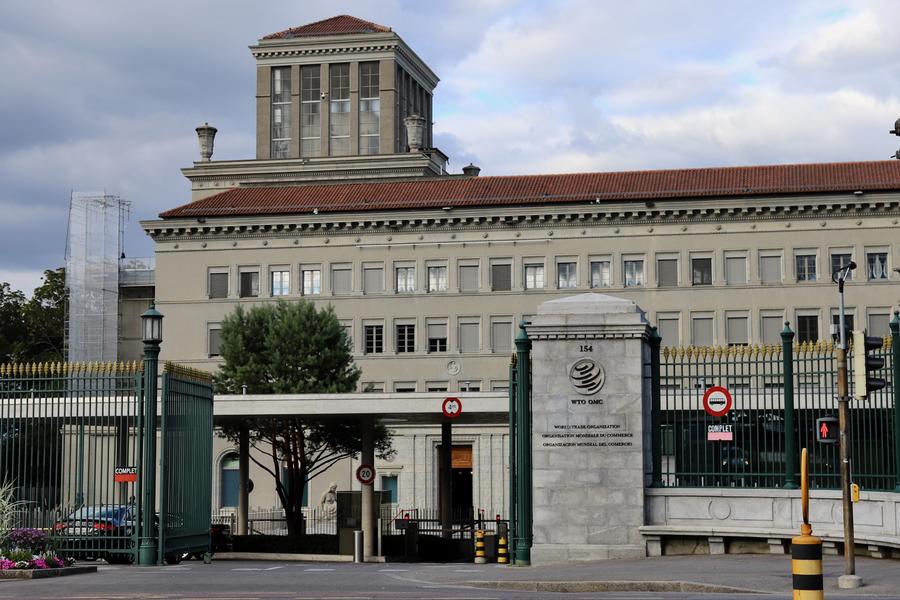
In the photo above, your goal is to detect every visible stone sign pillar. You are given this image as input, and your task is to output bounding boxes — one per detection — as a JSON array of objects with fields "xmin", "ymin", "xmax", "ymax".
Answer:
[{"xmin": 528, "ymin": 293, "xmax": 651, "ymax": 563}]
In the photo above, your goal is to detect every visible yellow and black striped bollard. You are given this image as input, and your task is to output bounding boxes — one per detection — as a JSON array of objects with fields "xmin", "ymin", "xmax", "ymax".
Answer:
[
  {"xmin": 497, "ymin": 534, "xmax": 509, "ymax": 564},
  {"xmin": 792, "ymin": 449, "xmax": 823, "ymax": 600},
  {"xmin": 474, "ymin": 530, "xmax": 486, "ymax": 564},
  {"xmin": 791, "ymin": 524, "xmax": 823, "ymax": 599}
]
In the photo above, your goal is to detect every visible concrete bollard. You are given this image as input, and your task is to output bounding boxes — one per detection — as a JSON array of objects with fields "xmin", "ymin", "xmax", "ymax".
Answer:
[
  {"xmin": 474, "ymin": 530, "xmax": 486, "ymax": 564},
  {"xmin": 353, "ymin": 530, "xmax": 364, "ymax": 564}
]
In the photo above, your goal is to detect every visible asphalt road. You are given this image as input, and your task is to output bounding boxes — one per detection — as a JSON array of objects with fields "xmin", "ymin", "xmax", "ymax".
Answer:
[{"xmin": 0, "ymin": 558, "xmax": 894, "ymax": 600}]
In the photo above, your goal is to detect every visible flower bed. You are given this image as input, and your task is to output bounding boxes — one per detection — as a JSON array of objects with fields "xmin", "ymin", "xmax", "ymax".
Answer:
[{"xmin": 0, "ymin": 528, "xmax": 74, "ymax": 571}]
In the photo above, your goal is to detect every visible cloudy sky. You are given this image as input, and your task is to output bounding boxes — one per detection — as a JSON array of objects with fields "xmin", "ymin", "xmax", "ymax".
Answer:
[{"xmin": 2, "ymin": 0, "xmax": 899, "ymax": 295}]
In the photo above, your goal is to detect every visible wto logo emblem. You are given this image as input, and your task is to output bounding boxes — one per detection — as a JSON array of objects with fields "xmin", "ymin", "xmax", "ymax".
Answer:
[{"xmin": 569, "ymin": 358, "xmax": 606, "ymax": 395}]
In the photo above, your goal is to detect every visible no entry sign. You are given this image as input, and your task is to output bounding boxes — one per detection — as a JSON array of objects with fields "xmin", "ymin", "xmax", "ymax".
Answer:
[
  {"xmin": 702, "ymin": 386, "xmax": 733, "ymax": 418},
  {"xmin": 442, "ymin": 397, "xmax": 462, "ymax": 419},
  {"xmin": 356, "ymin": 464, "xmax": 375, "ymax": 485}
]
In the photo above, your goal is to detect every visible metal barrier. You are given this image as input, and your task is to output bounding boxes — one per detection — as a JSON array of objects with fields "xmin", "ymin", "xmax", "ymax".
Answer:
[{"xmin": 649, "ymin": 319, "xmax": 898, "ymax": 491}]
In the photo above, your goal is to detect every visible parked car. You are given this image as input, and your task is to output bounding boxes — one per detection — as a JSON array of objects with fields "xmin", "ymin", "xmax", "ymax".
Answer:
[{"xmin": 52, "ymin": 505, "xmax": 136, "ymax": 563}]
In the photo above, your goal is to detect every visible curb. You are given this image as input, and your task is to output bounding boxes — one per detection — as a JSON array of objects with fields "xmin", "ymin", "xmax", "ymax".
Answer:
[
  {"xmin": 0, "ymin": 566, "xmax": 98, "ymax": 580},
  {"xmin": 464, "ymin": 580, "xmax": 765, "ymax": 594},
  {"xmin": 212, "ymin": 552, "xmax": 387, "ymax": 563}
]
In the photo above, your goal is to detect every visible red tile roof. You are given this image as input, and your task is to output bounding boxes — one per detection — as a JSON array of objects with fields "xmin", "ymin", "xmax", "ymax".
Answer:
[
  {"xmin": 262, "ymin": 15, "xmax": 390, "ymax": 40},
  {"xmin": 159, "ymin": 161, "xmax": 900, "ymax": 219}
]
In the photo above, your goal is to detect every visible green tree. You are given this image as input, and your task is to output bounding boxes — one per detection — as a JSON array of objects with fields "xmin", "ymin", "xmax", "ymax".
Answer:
[
  {"xmin": 0, "ymin": 283, "xmax": 26, "ymax": 363},
  {"xmin": 21, "ymin": 268, "xmax": 66, "ymax": 362},
  {"xmin": 214, "ymin": 301, "xmax": 392, "ymax": 536}
]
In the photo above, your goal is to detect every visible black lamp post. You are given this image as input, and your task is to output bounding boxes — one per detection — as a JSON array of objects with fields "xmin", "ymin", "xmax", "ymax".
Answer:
[{"xmin": 139, "ymin": 303, "xmax": 163, "ymax": 565}]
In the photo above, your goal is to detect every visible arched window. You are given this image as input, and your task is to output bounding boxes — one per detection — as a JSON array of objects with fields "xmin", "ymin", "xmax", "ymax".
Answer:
[{"xmin": 220, "ymin": 453, "xmax": 239, "ymax": 508}]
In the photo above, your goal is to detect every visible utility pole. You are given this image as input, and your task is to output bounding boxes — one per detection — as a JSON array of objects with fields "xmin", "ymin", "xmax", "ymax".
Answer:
[{"xmin": 831, "ymin": 262, "xmax": 860, "ymax": 589}]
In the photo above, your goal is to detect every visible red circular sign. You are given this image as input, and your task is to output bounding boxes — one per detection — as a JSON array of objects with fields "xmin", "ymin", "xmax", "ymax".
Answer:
[
  {"xmin": 442, "ymin": 397, "xmax": 463, "ymax": 419},
  {"xmin": 703, "ymin": 386, "xmax": 733, "ymax": 417},
  {"xmin": 356, "ymin": 464, "xmax": 375, "ymax": 485}
]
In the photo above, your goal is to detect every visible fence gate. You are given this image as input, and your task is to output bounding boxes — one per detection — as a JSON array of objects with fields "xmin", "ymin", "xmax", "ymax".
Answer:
[
  {"xmin": 158, "ymin": 364, "xmax": 214, "ymax": 563},
  {"xmin": 0, "ymin": 361, "xmax": 213, "ymax": 565}
]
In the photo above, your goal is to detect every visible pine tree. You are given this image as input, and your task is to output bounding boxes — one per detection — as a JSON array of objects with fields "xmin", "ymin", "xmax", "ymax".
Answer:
[{"xmin": 215, "ymin": 300, "xmax": 392, "ymax": 537}]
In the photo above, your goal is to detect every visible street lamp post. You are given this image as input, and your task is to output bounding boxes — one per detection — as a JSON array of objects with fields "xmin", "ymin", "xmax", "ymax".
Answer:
[
  {"xmin": 831, "ymin": 262, "xmax": 860, "ymax": 588},
  {"xmin": 139, "ymin": 303, "xmax": 163, "ymax": 566}
]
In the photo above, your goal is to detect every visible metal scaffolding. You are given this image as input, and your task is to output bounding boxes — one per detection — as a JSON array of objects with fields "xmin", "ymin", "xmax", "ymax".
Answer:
[{"xmin": 65, "ymin": 192, "xmax": 131, "ymax": 362}]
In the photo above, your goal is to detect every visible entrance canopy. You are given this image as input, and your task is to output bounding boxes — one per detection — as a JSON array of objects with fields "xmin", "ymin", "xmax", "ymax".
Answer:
[{"xmin": 213, "ymin": 391, "xmax": 508, "ymax": 425}]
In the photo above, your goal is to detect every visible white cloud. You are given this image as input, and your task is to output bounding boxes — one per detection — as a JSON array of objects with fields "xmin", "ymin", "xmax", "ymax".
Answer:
[{"xmin": 0, "ymin": 269, "xmax": 45, "ymax": 298}]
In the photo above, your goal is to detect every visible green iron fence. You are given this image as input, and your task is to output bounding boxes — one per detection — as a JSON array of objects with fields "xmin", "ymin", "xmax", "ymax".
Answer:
[
  {"xmin": 649, "ymin": 316, "xmax": 898, "ymax": 491},
  {"xmin": 0, "ymin": 362, "xmax": 143, "ymax": 562},
  {"xmin": 0, "ymin": 360, "xmax": 214, "ymax": 563}
]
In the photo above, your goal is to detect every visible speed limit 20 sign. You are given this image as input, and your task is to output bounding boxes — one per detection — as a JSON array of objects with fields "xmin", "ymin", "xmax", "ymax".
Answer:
[{"xmin": 356, "ymin": 464, "xmax": 375, "ymax": 485}]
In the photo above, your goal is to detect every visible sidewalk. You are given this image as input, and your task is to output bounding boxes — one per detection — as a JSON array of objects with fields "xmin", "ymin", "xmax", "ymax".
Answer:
[{"xmin": 406, "ymin": 554, "xmax": 900, "ymax": 596}]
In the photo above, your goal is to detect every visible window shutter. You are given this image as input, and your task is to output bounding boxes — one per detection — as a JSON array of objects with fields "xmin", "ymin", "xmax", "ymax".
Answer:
[
  {"xmin": 761, "ymin": 316, "xmax": 782, "ymax": 345},
  {"xmin": 657, "ymin": 318, "xmax": 679, "ymax": 347},
  {"xmin": 333, "ymin": 268, "xmax": 352, "ymax": 293},
  {"xmin": 427, "ymin": 322, "xmax": 447, "ymax": 340},
  {"xmin": 726, "ymin": 316, "xmax": 749, "ymax": 345},
  {"xmin": 692, "ymin": 317, "xmax": 713, "ymax": 346},
  {"xmin": 208, "ymin": 329, "xmax": 222, "ymax": 356},
  {"xmin": 760, "ymin": 256, "xmax": 781, "ymax": 284},
  {"xmin": 868, "ymin": 313, "xmax": 890, "ymax": 336},
  {"xmin": 459, "ymin": 265, "xmax": 479, "ymax": 291},
  {"xmin": 209, "ymin": 273, "xmax": 228, "ymax": 298},
  {"xmin": 657, "ymin": 259, "xmax": 678, "ymax": 287},
  {"xmin": 491, "ymin": 264, "xmax": 511, "ymax": 291},
  {"xmin": 491, "ymin": 322, "xmax": 512, "ymax": 353},
  {"xmin": 725, "ymin": 257, "xmax": 747, "ymax": 285},
  {"xmin": 363, "ymin": 268, "xmax": 383, "ymax": 294},
  {"xmin": 459, "ymin": 322, "xmax": 480, "ymax": 352}
]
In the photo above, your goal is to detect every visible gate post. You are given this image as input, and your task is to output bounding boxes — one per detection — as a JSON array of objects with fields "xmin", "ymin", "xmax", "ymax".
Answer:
[
  {"xmin": 781, "ymin": 322, "xmax": 798, "ymax": 490},
  {"xmin": 507, "ymin": 354, "xmax": 517, "ymax": 564},
  {"xmin": 139, "ymin": 304, "xmax": 163, "ymax": 566},
  {"xmin": 891, "ymin": 311, "xmax": 900, "ymax": 493},
  {"xmin": 514, "ymin": 320, "xmax": 532, "ymax": 566},
  {"xmin": 649, "ymin": 326, "xmax": 662, "ymax": 487}
]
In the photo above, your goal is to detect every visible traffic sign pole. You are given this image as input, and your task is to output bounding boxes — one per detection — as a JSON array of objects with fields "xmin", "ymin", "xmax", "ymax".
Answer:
[{"xmin": 833, "ymin": 263, "xmax": 858, "ymax": 587}]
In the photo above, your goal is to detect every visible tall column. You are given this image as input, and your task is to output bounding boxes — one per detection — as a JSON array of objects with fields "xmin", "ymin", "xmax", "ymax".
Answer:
[
  {"xmin": 440, "ymin": 421, "xmax": 452, "ymax": 539},
  {"xmin": 528, "ymin": 293, "xmax": 650, "ymax": 564},
  {"xmin": 238, "ymin": 423, "xmax": 250, "ymax": 536},
  {"xmin": 361, "ymin": 416, "xmax": 376, "ymax": 559}
]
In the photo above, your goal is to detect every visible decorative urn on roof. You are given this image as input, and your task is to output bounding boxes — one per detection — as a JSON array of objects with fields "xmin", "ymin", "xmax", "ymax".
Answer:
[
  {"xmin": 404, "ymin": 115, "xmax": 426, "ymax": 152},
  {"xmin": 196, "ymin": 122, "xmax": 217, "ymax": 162}
]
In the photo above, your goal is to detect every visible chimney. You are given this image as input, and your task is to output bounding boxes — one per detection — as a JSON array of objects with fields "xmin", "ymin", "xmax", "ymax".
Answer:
[
  {"xmin": 196, "ymin": 122, "xmax": 217, "ymax": 162},
  {"xmin": 462, "ymin": 163, "xmax": 481, "ymax": 177},
  {"xmin": 403, "ymin": 115, "xmax": 426, "ymax": 152}
]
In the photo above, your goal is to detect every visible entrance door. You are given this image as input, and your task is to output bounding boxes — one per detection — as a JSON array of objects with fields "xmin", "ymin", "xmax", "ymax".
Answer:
[{"xmin": 438, "ymin": 445, "xmax": 473, "ymax": 519}]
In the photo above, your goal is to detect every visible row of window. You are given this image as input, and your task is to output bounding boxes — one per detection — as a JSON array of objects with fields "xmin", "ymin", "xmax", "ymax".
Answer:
[
  {"xmin": 656, "ymin": 307, "xmax": 895, "ymax": 347},
  {"xmin": 271, "ymin": 62, "xmax": 381, "ymax": 159},
  {"xmin": 361, "ymin": 380, "xmax": 508, "ymax": 393},
  {"xmin": 207, "ymin": 248, "xmax": 893, "ymax": 299},
  {"xmin": 207, "ymin": 304, "xmax": 893, "ymax": 361},
  {"xmin": 208, "ymin": 317, "xmax": 517, "ymax": 357}
]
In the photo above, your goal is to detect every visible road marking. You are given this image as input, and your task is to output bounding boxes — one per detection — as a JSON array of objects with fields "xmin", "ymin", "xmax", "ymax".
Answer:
[
  {"xmin": 232, "ymin": 566, "xmax": 284, "ymax": 571},
  {"xmin": 377, "ymin": 568, "xmax": 408, "ymax": 572},
  {"xmin": 303, "ymin": 567, "xmax": 336, "ymax": 572},
  {"xmin": 453, "ymin": 569, "xmax": 481, "ymax": 572}
]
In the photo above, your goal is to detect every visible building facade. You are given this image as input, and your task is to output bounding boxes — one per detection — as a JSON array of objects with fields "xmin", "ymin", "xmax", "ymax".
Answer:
[{"xmin": 140, "ymin": 15, "xmax": 900, "ymax": 519}]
